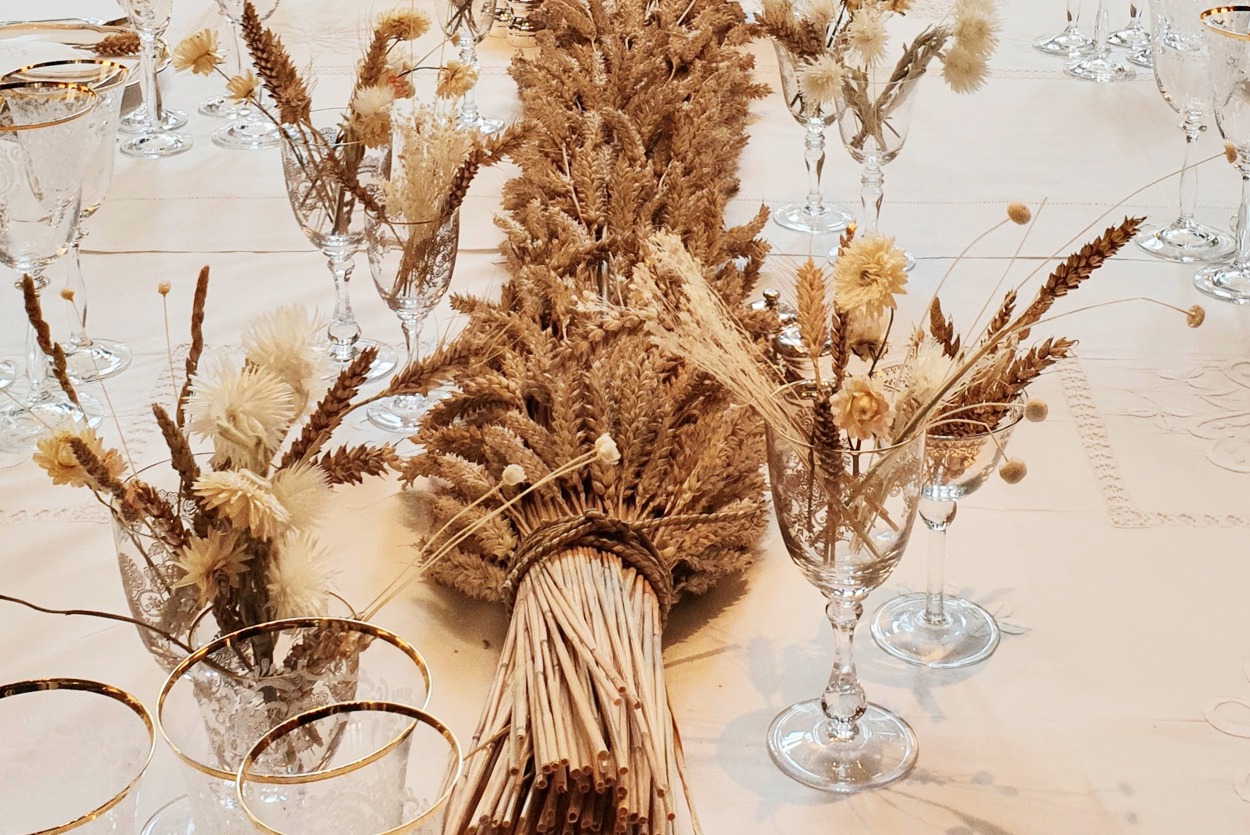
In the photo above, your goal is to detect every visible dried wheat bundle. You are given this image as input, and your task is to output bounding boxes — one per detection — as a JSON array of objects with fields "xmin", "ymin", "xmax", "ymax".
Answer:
[{"xmin": 392, "ymin": 0, "xmax": 775, "ymax": 830}]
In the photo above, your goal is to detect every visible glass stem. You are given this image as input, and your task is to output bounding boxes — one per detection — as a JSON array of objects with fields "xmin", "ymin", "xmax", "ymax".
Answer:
[
  {"xmin": 920, "ymin": 499, "xmax": 957, "ymax": 627},
  {"xmin": 821, "ymin": 597, "xmax": 866, "ymax": 743},
  {"xmin": 1234, "ymin": 163, "xmax": 1250, "ymax": 269},
  {"xmin": 325, "ymin": 245, "xmax": 362, "ymax": 363},
  {"xmin": 137, "ymin": 31, "xmax": 163, "ymax": 132},
  {"xmin": 1175, "ymin": 108, "xmax": 1202, "ymax": 228},
  {"xmin": 1093, "ymin": 0, "xmax": 1110, "ymax": 58},
  {"xmin": 457, "ymin": 33, "xmax": 482, "ymax": 127},
  {"xmin": 65, "ymin": 230, "xmax": 91, "ymax": 349},
  {"xmin": 394, "ymin": 314, "xmax": 422, "ymax": 410},
  {"xmin": 802, "ymin": 118, "xmax": 828, "ymax": 220},
  {"xmin": 860, "ymin": 153, "xmax": 884, "ymax": 236},
  {"xmin": 1065, "ymin": 0, "xmax": 1081, "ymax": 30},
  {"xmin": 24, "ymin": 276, "xmax": 49, "ymax": 402},
  {"xmin": 1128, "ymin": 2, "xmax": 1141, "ymax": 28}
]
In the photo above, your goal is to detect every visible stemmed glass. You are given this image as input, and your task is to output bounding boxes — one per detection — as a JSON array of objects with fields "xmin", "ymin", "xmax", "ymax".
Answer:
[
  {"xmin": 1066, "ymin": 0, "xmax": 1135, "ymax": 81},
  {"xmin": 870, "ymin": 403, "xmax": 1023, "ymax": 668},
  {"xmin": 765, "ymin": 390, "xmax": 925, "ymax": 793},
  {"xmin": 280, "ymin": 112, "xmax": 397, "ymax": 379},
  {"xmin": 207, "ymin": 0, "xmax": 282, "ymax": 150},
  {"xmin": 772, "ymin": 46, "xmax": 854, "ymax": 235},
  {"xmin": 364, "ymin": 212, "xmax": 460, "ymax": 432},
  {"xmin": 1035, "ymin": 0, "xmax": 1094, "ymax": 55},
  {"xmin": 4, "ymin": 60, "xmax": 135, "ymax": 382},
  {"xmin": 1109, "ymin": 2, "xmax": 1151, "ymax": 50},
  {"xmin": 1195, "ymin": 6, "xmax": 1250, "ymax": 304},
  {"xmin": 435, "ymin": 0, "xmax": 504, "ymax": 134},
  {"xmin": 1134, "ymin": 0, "xmax": 1233, "ymax": 263},
  {"xmin": 118, "ymin": 0, "xmax": 192, "ymax": 157},
  {"xmin": 833, "ymin": 65, "xmax": 921, "ymax": 269},
  {"xmin": 0, "ymin": 81, "xmax": 100, "ymax": 444}
]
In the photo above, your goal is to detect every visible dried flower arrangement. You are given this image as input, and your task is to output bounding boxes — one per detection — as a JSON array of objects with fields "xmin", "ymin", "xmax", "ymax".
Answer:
[
  {"xmin": 755, "ymin": 0, "xmax": 1000, "ymax": 130},
  {"xmin": 355, "ymin": 0, "xmax": 778, "ymax": 829}
]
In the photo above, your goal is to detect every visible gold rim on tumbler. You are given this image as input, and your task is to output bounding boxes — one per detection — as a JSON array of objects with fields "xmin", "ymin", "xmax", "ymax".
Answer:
[
  {"xmin": 1201, "ymin": 5, "xmax": 1250, "ymax": 38},
  {"xmin": 0, "ymin": 81, "xmax": 97, "ymax": 130}
]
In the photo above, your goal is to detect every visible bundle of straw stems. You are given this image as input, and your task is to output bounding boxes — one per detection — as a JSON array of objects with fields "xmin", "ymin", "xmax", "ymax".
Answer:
[{"xmin": 444, "ymin": 548, "xmax": 681, "ymax": 834}]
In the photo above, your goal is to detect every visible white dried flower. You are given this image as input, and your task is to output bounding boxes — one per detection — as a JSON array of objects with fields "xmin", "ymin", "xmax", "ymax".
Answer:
[
  {"xmin": 173, "ymin": 528, "xmax": 249, "ymax": 607},
  {"xmin": 799, "ymin": 0, "xmax": 839, "ymax": 28},
  {"xmin": 952, "ymin": 0, "xmax": 999, "ymax": 57},
  {"xmin": 941, "ymin": 44, "xmax": 989, "ymax": 94},
  {"xmin": 266, "ymin": 530, "xmax": 334, "ymax": 619},
  {"xmin": 797, "ymin": 53, "xmax": 845, "ymax": 107},
  {"xmin": 846, "ymin": 6, "xmax": 888, "ymax": 66},
  {"xmin": 186, "ymin": 357, "xmax": 297, "ymax": 472},
  {"xmin": 194, "ymin": 469, "xmax": 291, "ymax": 541},
  {"xmin": 349, "ymin": 85, "xmax": 395, "ymax": 148},
  {"xmin": 271, "ymin": 462, "xmax": 330, "ymax": 531},
  {"xmin": 242, "ymin": 306, "xmax": 327, "ymax": 415},
  {"xmin": 831, "ymin": 376, "xmax": 893, "ymax": 441},
  {"xmin": 594, "ymin": 433, "xmax": 621, "ymax": 465},
  {"xmin": 501, "ymin": 464, "xmax": 527, "ymax": 486},
  {"xmin": 832, "ymin": 234, "xmax": 908, "ymax": 318},
  {"xmin": 908, "ymin": 339, "xmax": 956, "ymax": 402}
]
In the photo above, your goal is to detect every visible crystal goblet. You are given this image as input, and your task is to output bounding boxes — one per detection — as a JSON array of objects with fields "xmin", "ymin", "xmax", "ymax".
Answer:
[
  {"xmin": 1195, "ymin": 6, "xmax": 1250, "ymax": 304},
  {"xmin": 435, "ymin": 0, "xmax": 504, "ymax": 134},
  {"xmin": 832, "ymin": 63, "xmax": 921, "ymax": 269},
  {"xmin": 208, "ymin": 0, "xmax": 282, "ymax": 150},
  {"xmin": 117, "ymin": 0, "xmax": 192, "ymax": 158},
  {"xmin": 4, "ymin": 60, "xmax": 136, "ymax": 382},
  {"xmin": 870, "ymin": 400, "xmax": 1023, "ymax": 669},
  {"xmin": 0, "ymin": 678, "xmax": 155, "ymax": 833},
  {"xmin": 765, "ymin": 389, "xmax": 925, "ymax": 793},
  {"xmin": 1066, "ymin": 0, "xmax": 1135, "ymax": 81},
  {"xmin": 1134, "ymin": 0, "xmax": 1234, "ymax": 262},
  {"xmin": 365, "ymin": 212, "xmax": 460, "ymax": 432},
  {"xmin": 280, "ymin": 114, "xmax": 397, "ymax": 380},
  {"xmin": 771, "ymin": 45, "xmax": 854, "ymax": 236},
  {"xmin": 1109, "ymin": 1, "xmax": 1151, "ymax": 50},
  {"xmin": 1035, "ymin": 0, "xmax": 1094, "ymax": 55},
  {"xmin": 0, "ymin": 81, "xmax": 100, "ymax": 445}
]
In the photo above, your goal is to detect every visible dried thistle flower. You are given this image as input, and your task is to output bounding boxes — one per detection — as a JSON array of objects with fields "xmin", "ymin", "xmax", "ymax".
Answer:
[
  {"xmin": 271, "ymin": 462, "xmax": 330, "ymax": 530},
  {"xmin": 952, "ymin": 0, "xmax": 999, "ymax": 56},
  {"xmin": 832, "ymin": 234, "xmax": 908, "ymax": 318},
  {"xmin": 846, "ymin": 5, "xmax": 888, "ymax": 66},
  {"xmin": 797, "ymin": 53, "xmax": 845, "ymax": 106},
  {"xmin": 999, "ymin": 458, "xmax": 1027, "ymax": 483},
  {"xmin": 266, "ymin": 530, "xmax": 333, "ymax": 618},
  {"xmin": 194, "ymin": 469, "xmax": 291, "ymax": 541},
  {"xmin": 171, "ymin": 29, "xmax": 222, "ymax": 75},
  {"xmin": 242, "ymin": 305, "xmax": 326, "ymax": 414},
  {"xmin": 830, "ymin": 376, "xmax": 892, "ymax": 440},
  {"xmin": 435, "ymin": 60, "xmax": 478, "ymax": 100},
  {"xmin": 1024, "ymin": 398, "xmax": 1049, "ymax": 422},
  {"xmin": 375, "ymin": 7, "xmax": 431, "ymax": 40},
  {"xmin": 349, "ymin": 84, "xmax": 395, "ymax": 148},
  {"xmin": 225, "ymin": 70, "xmax": 260, "ymax": 103},
  {"xmin": 501, "ymin": 463, "xmax": 527, "ymax": 485},
  {"xmin": 595, "ymin": 433, "xmax": 621, "ymax": 465},
  {"xmin": 33, "ymin": 426, "xmax": 123, "ymax": 488},
  {"xmin": 1187, "ymin": 305, "xmax": 1206, "ymax": 328},
  {"xmin": 174, "ymin": 528, "xmax": 249, "ymax": 607},
  {"xmin": 1007, "ymin": 202, "xmax": 1031, "ymax": 225},
  {"xmin": 941, "ymin": 44, "xmax": 989, "ymax": 94},
  {"xmin": 186, "ymin": 357, "xmax": 297, "ymax": 472}
]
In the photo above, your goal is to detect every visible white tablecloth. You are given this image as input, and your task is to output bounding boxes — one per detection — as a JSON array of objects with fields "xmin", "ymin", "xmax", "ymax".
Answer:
[{"xmin": 2, "ymin": 1, "xmax": 1250, "ymax": 832}]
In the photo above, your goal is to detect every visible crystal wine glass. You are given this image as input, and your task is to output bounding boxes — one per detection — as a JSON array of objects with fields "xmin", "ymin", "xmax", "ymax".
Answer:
[
  {"xmin": 280, "ymin": 113, "xmax": 398, "ymax": 380},
  {"xmin": 0, "ymin": 361, "xmax": 14, "ymax": 390},
  {"xmin": 833, "ymin": 64, "xmax": 921, "ymax": 269},
  {"xmin": 0, "ymin": 81, "xmax": 100, "ymax": 444},
  {"xmin": 208, "ymin": 0, "xmax": 282, "ymax": 150},
  {"xmin": 1035, "ymin": 0, "xmax": 1094, "ymax": 55},
  {"xmin": 771, "ymin": 45, "xmax": 854, "ymax": 236},
  {"xmin": 765, "ymin": 388, "xmax": 925, "ymax": 793},
  {"xmin": 365, "ymin": 212, "xmax": 460, "ymax": 432},
  {"xmin": 1134, "ymin": 0, "xmax": 1234, "ymax": 262},
  {"xmin": 4, "ymin": 60, "xmax": 135, "ymax": 382},
  {"xmin": 435, "ymin": 0, "xmax": 504, "ymax": 134},
  {"xmin": 870, "ymin": 402, "xmax": 1023, "ymax": 668},
  {"xmin": 118, "ymin": 0, "xmax": 192, "ymax": 157},
  {"xmin": 1196, "ymin": 6, "xmax": 1250, "ymax": 304},
  {"xmin": 1066, "ymin": 0, "xmax": 1135, "ymax": 81},
  {"xmin": 1108, "ymin": 2, "xmax": 1151, "ymax": 50}
]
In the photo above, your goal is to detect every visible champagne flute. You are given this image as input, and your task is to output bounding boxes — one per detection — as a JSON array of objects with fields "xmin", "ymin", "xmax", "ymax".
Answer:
[
  {"xmin": 1035, "ymin": 0, "xmax": 1094, "ymax": 55},
  {"xmin": 1195, "ymin": 6, "xmax": 1250, "ymax": 304},
  {"xmin": 1066, "ymin": 0, "xmax": 1134, "ymax": 81},
  {"xmin": 1134, "ymin": 0, "xmax": 1233, "ymax": 262},
  {"xmin": 117, "ymin": 0, "xmax": 192, "ymax": 157},
  {"xmin": 209, "ymin": 0, "xmax": 282, "ymax": 150},
  {"xmin": 435, "ymin": 0, "xmax": 504, "ymax": 134},
  {"xmin": 4, "ymin": 60, "xmax": 135, "ymax": 382}
]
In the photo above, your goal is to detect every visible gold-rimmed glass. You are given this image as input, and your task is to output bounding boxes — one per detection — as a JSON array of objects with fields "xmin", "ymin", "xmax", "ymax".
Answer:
[{"xmin": 117, "ymin": 0, "xmax": 192, "ymax": 158}]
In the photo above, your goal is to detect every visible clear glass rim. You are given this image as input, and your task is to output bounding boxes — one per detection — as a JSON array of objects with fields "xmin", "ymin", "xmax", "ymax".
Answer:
[
  {"xmin": 0, "ymin": 81, "xmax": 97, "ymax": 131},
  {"xmin": 2, "ymin": 60, "xmax": 129, "ymax": 95},
  {"xmin": 927, "ymin": 393, "xmax": 1026, "ymax": 441},
  {"xmin": 236, "ymin": 700, "xmax": 462, "ymax": 835},
  {"xmin": 157, "ymin": 616, "xmax": 433, "ymax": 783},
  {"xmin": 0, "ymin": 677, "xmax": 156, "ymax": 834},
  {"xmin": 1201, "ymin": 5, "xmax": 1250, "ymax": 40}
]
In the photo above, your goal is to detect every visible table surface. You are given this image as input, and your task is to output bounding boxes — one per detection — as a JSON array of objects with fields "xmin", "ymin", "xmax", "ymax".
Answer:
[{"xmin": 2, "ymin": 1, "xmax": 1250, "ymax": 833}]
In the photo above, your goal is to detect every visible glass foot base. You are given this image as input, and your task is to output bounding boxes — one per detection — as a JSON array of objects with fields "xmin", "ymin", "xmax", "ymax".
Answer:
[
  {"xmin": 66, "ymin": 338, "xmax": 133, "ymax": 383},
  {"xmin": 767, "ymin": 700, "xmax": 917, "ymax": 793},
  {"xmin": 870, "ymin": 592, "xmax": 1000, "ymax": 669},
  {"xmin": 0, "ymin": 392, "xmax": 103, "ymax": 451},
  {"xmin": 367, "ymin": 392, "xmax": 438, "ymax": 433},
  {"xmin": 463, "ymin": 114, "xmax": 505, "ymax": 135},
  {"xmin": 1065, "ymin": 55, "xmax": 1134, "ymax": 82},
  {"xmin": 199, "ymin": 96, "xmax": 244, "ymax": 119},
  {"xmin": 212, "ymin": 118, "xmax": 280, "ymax": 151},
  {"xmin": 118, "ymin": 107, "xmax": 187, "ymax": 135},
  {"xmin": 1135, "ymin": 221, "xmax": 1235, "ymax": 263},
  {"xmin": 1034, "ymin": 29, "xmax": 1093, "ymax": 56},
  {"xmin": 325, "ymin": 338, "xmax": 398, "ymax": 383},
  {"xmin": 141, "ymin": 796, "xmax": 195, "ymax": 835},
  {"xmin": 1107, "ymin": 28, "xmax": 1149, "ymax": 50},
  {"xmin": 0, "ymin": 360, "xmax": 15, "ymax": 390},
  {"xmin": 120, "ymin": 130, "xmax": 193, "ymax": 159},
  {"xmin": 773, "ymin": 202, "xmax": 854, "ymax": 235},
  {"xmin": 1194, "ymin": 263, "xmax": 1250, "ymax": 304},
  {"xmin": 1127, "ymin": 48, "xmax": 1153, "ymax": 68}
]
